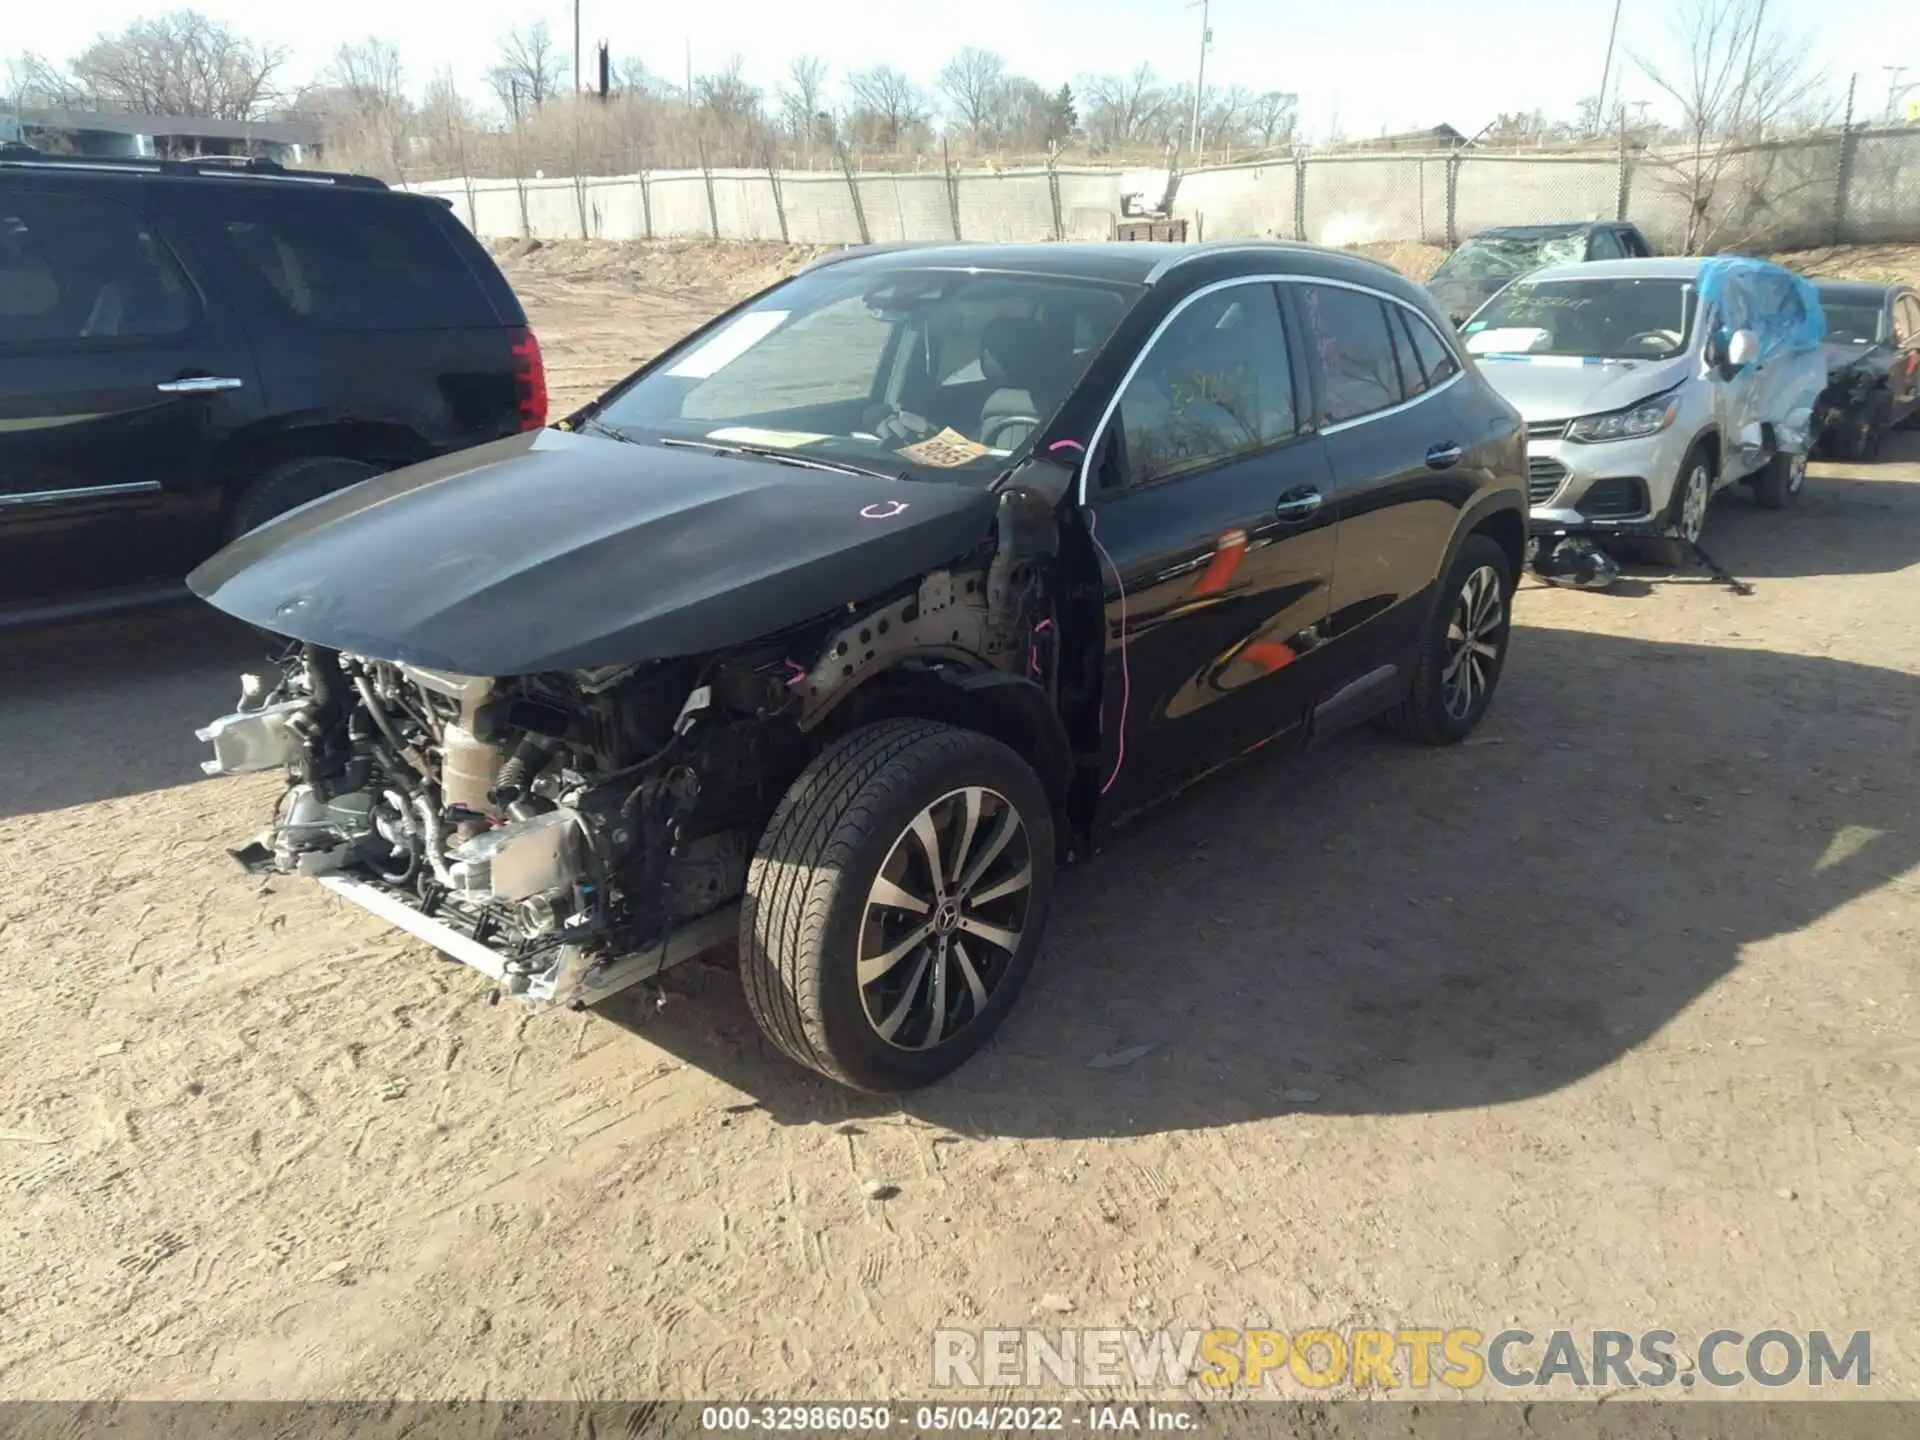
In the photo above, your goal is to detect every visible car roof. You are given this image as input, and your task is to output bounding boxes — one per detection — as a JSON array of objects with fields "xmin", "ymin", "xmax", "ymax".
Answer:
[
  {"xmin": 805, "ymin": 239, "xmax": 1409, "ymax": 290},
  {"xmin": 1471, "ymin": 223, "xmax": 1596, "ymax": 240},
  {"xmin": 1514, "ymin": 256, "xmax": 1713, "ymax": 283},
  {"xmin": 0, "ymin": 150, "xmax": 389, "ymax": 192},
  {"xmin": 1813, "ymin": 279, "xmax": 1899, "ymax": 304}
]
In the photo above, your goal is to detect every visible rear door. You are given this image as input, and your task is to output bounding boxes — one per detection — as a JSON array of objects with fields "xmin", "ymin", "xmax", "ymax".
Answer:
[
  {"xmin": 1296, "ymin": 281, "xmax": 1470, "ymax": 679},
  {"xmin": 0, "ymin": 180, "xmax": 263, "ymax": 604},
  {"xmin": 166, "ymin": 187, "xmax": 522, "ymax": 461},
  {"xmin": 1082, "ymin": 278, "xmax": 1339, "ymax": 817}
]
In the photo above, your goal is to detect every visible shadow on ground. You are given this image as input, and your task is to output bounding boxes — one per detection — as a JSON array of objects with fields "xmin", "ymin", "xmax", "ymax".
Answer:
[
  {"xmin": 611, "ymin": 625, "xmax": 1919, "ymax": 1136},
  {"xmin": 0, "ymin": 606, "xmax": 266, "ymax": 819}
]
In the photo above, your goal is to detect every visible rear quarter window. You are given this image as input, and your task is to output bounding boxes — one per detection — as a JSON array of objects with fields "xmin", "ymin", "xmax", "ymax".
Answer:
[{"xmin": 203, "ymin": 192, "xmax": 495, "ymax": 332}]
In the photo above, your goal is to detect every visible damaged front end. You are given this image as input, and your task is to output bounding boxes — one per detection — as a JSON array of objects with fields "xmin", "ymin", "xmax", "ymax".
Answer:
[{"xmin": 195, "ymin": 486, "xmax": 1067, "ymax": 1012}]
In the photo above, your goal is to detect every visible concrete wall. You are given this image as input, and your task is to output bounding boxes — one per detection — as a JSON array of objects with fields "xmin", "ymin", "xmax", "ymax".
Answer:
[{"xmin": 408, "ymin": 128, "xmax": 1920, "ymax": 254}]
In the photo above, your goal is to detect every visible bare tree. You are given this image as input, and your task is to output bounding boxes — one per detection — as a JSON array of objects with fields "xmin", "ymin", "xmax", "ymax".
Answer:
[
  {"xmin": 37, "ymin": 11, "xmax": 288, "ymax": 119},
  {"xmin": 1250, "ymin": 90, "xmax": 1299, "ymax": 148},
  {"xmin": 844, "ymin": 64, "xmax": 927, "ymax": 149},
  {"xmin": 290, "ymin": 37, "xmax": 410, "ymax": 174},
  {"xmin": 1081, "ymin": 63, "xmax": 1168, "ymax": 150},
  {"xmin": 324, "ymin": 38, "xmax": 406, "ymax": 114},
  {"xmin": 4, "ymin": 52, "xmax": 84, "ymax": 108},
  {"xmin": 1635, "ymin": 0, "xmax": 1825, "ymax": 250},
  {"xmin": 780, "ymin": 55, "xmax": 831, "ymax": 145},
  {"xmin": 938, "ymin": 47, "xmax": 1006, "ymax": 141},
  {"xmin": 487, "ymin": 20, "xmax": 562, "ymax": 121}
]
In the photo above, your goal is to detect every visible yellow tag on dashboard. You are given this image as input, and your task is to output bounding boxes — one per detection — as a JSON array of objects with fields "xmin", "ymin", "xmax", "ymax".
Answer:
[{"xmin": 900, "ymin": 428, "xmax": 995, "ymax": 468}]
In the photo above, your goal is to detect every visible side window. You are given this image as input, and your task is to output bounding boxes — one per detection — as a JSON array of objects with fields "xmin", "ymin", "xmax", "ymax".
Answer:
[
  {"xmin": 1402, "ymin": 307, "xmax": 1461, "ymax": 387},
  {"xmin": 1114, "ymin": 284, "xmax": 1297, "ymax": 489},
  {"xmin": 1298, "ymin": 284, "xmax": 1403, "ymax": 425},
  {"xmin": 1390, "ymin": 308, "xmax": 1429, "ymax": 397},
  {"xmin": 1587, "ymin": 229, "xmax": 1625, "ymax": 261},
  {"xmin": 208, "ymin": 195, "xmax": 487, "ymax": 332},
  {"xmin": 1624, "ymin": 230, "xmax": 1652, "ymax": 257},
  {"xmin": 0, "ymin": 190, "xmax": 195, "ymax": 345}
]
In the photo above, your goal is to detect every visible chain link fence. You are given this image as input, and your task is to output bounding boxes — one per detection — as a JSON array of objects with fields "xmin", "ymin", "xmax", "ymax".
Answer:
[{"xmin": 406, "ymin": 125, "xmax": 1920, "ymax": 254}]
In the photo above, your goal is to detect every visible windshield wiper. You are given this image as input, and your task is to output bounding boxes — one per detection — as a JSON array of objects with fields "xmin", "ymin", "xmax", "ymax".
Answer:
[
  {"xmin": 580, "ymin": 417, "xmax": 642, "ymax": 445},
  {"xmin": 658, "ymin": 436, "xmax": 906, "ymax": 483}
]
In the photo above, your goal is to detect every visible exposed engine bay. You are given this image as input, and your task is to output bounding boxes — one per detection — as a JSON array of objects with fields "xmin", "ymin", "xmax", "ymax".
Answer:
[{"xmin": 196, "ymin": 493, "xmax": 1068, "ymax": 1011}]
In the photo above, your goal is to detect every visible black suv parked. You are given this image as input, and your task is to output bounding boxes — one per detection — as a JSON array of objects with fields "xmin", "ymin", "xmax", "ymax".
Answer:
[
  {"xmin": 0, "ymin": 148, "xmax": 544, "ymax": 623},
  {"xmin": 192, "ymin": 239, "xmax": 1529, "ymax": 1092}
]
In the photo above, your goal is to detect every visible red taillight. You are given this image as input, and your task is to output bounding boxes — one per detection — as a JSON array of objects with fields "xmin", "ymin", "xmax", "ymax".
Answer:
[{"xmin": 510, "ymin": 327, "xmax": 548, "ymax": 431}]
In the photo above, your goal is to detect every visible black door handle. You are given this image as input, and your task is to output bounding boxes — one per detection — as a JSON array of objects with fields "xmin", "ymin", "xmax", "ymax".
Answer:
[{"xmin": 1426, "ymin": 443, "xmax": 1464, "ymax": 470}]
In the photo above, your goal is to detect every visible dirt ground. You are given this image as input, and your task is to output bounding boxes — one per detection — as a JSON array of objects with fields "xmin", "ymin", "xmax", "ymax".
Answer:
[{"xmin": 3, "ymin": 243, "xmax": 1919, "ymax": 1405}]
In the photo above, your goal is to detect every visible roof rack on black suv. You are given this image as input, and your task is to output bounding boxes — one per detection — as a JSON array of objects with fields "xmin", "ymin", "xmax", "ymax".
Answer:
[
  {"xmin": 0, "ymin": 147, "xmax": 388, "ymax": 189},
  {"xmin": 0, "ymin": 150, "xmax": 542, "ymax": 625}
]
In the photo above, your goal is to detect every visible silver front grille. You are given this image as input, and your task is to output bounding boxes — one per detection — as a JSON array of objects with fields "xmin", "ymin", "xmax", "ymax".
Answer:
[
  {"xmin": 1527, "ymin": 455, "xmax": 1569, "ymax": 505},
  {"xmin": 1527, "ymin": 419, "xmax": 1569, "ymax": 440}
]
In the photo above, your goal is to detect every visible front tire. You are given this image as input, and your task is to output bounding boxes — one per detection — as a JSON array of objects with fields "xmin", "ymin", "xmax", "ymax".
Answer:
[
  {"xmin": 740, "ymin": 720, "xmax": 1056, "ymax": 1092},
  {"xmin": 1384, "ymin": 533, "xmax": 1513, "ymax": 746},
  {"xmin": 1647, "ymin": 447, "xmax": 1715, "ymax": 566}
]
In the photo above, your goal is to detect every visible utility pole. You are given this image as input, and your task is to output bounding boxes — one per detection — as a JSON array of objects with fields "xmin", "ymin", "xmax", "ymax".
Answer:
[
  {"xmin": 1595, "ymin": 0, "xmax": 1624, "ymax": 135},
  {"xmin": 1187, "ymin": 0, "xmax": 1211, "ymax": 157},
  {"xmin": 685, "ymin": 38, "xmax": 694, "ymax": 106},
  {"xmin": 573, "ymin": 0, "xmax": 581, "ymax": 94}
]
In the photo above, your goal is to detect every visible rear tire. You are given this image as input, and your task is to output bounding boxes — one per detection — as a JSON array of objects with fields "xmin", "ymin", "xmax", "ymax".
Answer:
[
  {"xmin": 1749, "ymin": 447, "xmax": 1807, "ymax": 511},
  {"xmin": 1383, "ymin": 533, "xmax": 1513, "ymax": 746},
  {"xmin": 739, "ymin": 719, "xmax": 1056, "ymax": 1092},
  {"xmin": 225, "ymin": 456, "xmax": 381, "ymax": 540}
]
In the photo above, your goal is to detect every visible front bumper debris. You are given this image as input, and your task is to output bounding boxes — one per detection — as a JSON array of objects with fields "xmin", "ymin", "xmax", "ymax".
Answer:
[{"xmin": 316, "ymin": 871, "xmax": 740, "ymax": 1010}]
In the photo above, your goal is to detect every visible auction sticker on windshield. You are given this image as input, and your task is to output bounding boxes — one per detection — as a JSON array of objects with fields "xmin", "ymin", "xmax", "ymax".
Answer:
[
  {"xmin": 899, "ymin": 428, "xmax": 1003, "ymax": 467},
  {"xmin": 665, "ymin": 311, "xmax": 789, "ymax": 378},
  {"xmin": 707, "ymin": 426, "xmax": 829, "ymax": 448}
]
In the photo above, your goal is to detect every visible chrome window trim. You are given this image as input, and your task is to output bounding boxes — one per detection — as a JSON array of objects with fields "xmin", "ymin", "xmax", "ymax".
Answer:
[
  {"xmin": 1078, "ymin": 272, "xmax": 1464, "ymax": 504},
  {"xmin": 0, "ymin": 480, "xmax": 161, "ymax": 509}
]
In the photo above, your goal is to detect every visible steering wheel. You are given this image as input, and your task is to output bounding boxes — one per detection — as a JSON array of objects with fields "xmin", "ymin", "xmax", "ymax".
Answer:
[
  {"xmin": 1623, "ymin": 329, "xmax": 1680, "ymax": 353},
  {"xmin": 980, "ymin": 413, "xmax": 1041, "ymax": 451}
]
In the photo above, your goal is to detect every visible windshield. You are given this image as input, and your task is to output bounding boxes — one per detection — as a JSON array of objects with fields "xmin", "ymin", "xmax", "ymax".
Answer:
[
  {"xmin": 1436, "ymin": 233, "xmax": 1587, "ymax": 282},
  {"xmin": 1818, "ymin": 302, "xmax": 1883, "ymax": 346},
  {"xmin": 1462, "ymin": 277, "xmax": 1699, "ymax": 361},
  {"xmin": 589, "ymin": 267, "xmax": 1138, "ymax": 480}
]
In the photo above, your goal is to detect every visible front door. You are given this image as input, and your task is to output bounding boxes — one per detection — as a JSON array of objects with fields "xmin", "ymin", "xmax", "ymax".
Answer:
[
  {"xmin": 0, "ymin": 184, "xmax": 261, "ymax": 605},
  {"xmin": 1081, "ymin": 280, "xmax": 1339, "ymax": 820}
]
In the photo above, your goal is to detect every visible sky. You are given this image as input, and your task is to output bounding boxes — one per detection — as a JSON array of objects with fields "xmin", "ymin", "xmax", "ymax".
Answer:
[{"xmin": 7, "ymin": 0, "xmax": 1916, "ymax": 140}]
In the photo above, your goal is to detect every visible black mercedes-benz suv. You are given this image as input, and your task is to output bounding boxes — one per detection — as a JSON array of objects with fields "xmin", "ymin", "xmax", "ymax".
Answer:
[{"xmin": 189, "ymin": 239, "xmax": 1528, "ymax": 1092}]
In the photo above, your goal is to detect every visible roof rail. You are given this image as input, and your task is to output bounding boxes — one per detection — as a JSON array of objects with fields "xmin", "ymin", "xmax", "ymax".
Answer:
[{"xmin": 0, "ymin": 150, "xmax": 387, "ymax": 189}]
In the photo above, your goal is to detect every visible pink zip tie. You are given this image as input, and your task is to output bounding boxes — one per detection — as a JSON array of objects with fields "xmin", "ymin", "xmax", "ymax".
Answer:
[{"xmin": 1085, "ymin": 509, "xmax": 1129, "ymax": 795}]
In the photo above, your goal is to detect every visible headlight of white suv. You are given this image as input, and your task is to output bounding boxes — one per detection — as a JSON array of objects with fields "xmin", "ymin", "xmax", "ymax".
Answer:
[{"xmin": 1566, "ymin": 393, "xmax": 1681, "ymax": 444}]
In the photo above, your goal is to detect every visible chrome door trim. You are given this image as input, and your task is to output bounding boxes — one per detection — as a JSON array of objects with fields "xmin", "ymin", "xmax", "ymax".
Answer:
[
  {"xmin": 0, "ymin": 480, "xmax": 163, "ymax": 509},
  {"xmin": 156, "ymin": 376, "xmax": 244, "ymax": 393}
]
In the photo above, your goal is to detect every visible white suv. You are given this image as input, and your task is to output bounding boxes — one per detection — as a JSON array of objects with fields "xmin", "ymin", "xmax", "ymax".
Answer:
[{"xmin": 1461, "ymin": 256, "xmax": 1826, "ymax": 563}]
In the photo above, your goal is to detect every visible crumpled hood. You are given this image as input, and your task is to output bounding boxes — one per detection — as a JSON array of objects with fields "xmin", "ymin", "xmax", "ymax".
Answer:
[
  {"xmin": 1472, "ymin": 355, "xmax": 1693, "ymax": 424},
  {"xmin": 188, "ymin": 428, "xmax": 999, "ymax": 675}
]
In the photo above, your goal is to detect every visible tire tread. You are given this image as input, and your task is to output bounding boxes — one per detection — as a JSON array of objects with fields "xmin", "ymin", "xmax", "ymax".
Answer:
[{"xmin": 740, "ymin": 719, "xmax": 1001, "ymax": 1088}]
